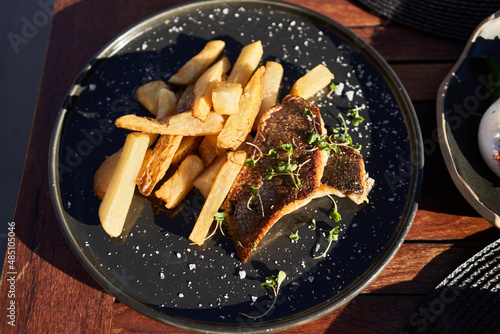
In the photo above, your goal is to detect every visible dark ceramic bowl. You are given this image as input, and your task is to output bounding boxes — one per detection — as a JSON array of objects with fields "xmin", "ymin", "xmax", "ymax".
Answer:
[{"xmin": 437, "ymin": 11, "xmax": 500, "ymax": 228}]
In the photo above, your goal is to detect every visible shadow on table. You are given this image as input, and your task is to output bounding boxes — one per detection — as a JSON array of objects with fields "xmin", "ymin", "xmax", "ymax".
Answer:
[
  {"xmin": 324, "ymin": 228, "xmax": 500, "ymax": 333},
  {"xmin": 12, "ymin": 0, "xmax": 191, "ymax": 292}
]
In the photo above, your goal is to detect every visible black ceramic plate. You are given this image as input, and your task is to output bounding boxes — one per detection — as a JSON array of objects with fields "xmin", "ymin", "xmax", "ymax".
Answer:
[
  {"xmin": 437, "ymin": 11, "xmax": 500, "ymax": 229},
  {"xmin": 49, "ymin": 0, "xmax": 423, "ymax": 332}
]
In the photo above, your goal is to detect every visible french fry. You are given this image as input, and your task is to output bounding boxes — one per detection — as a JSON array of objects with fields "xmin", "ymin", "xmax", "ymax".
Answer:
[
  {"xmin": 189, "ymin": 151, "xmax": 246, "ymax": 245},
  {"xmin": 198, "ymin": 135, "xmax": 219, "ymax": 166},
  {"xmin": 136, "ymin": 135, "xmax": 183, "ymax": 196},
  {"xmin": 192, "ymin": 155, "xmax": 225, "ymax": 198},
  {"xmin": 192, "ymin": 57, "xmax": 231, "ymax": 121},
  {"xmin": 115, "ymin": 111, "xmax": 225, "ymax": 136},
  {"xmin": 289, "ymin": 64, "xmax": 334, "ymax": 100},
  {"xmin": 171, "ymin": 136, "xmax": 203, "ymax": 166},
  {"xmin": 216, "ymin": 66, "xmax": 264, "ymax": 153},
  {"xmin": 93, "ymin": 149, "xmax": 122, "ymax": 200},
  {"xmin": 169, "ymin": 40, "xmax": 226, "ymax": 86},
  {"xmin": 157, "ymin": 87, "xmax": 178, "ymax": 119},
  {"xmin": 212, "ymin": 81, "xmax": 243, "ymax": 115},
  {"xmin": 227, "ymin": 41, "xmax": 263, "ymax": 87},
  {"xmin": 253, "ymin": 61, "xmax": 283, "ymax": 131},
  {"xmin": 136, "ymin": 81, "xmax": 169, "ymax": 116},
  {"xmin": 93, "ymin": 147, "xmax": 154, "ymax": 200},
  {"xmin": 99, "ymin": 132, "xmax": 150, "ymax": 237},
  {"xmin": 155, "ymin": 154, "xmax": 205, "ymax": 209}
]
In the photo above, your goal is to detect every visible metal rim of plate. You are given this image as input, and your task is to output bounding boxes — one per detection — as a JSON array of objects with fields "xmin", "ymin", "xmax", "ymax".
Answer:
[
  {"xmin": 436, "ymin": 10, "xmax": 500, "ymax": 229},
  {"xmin": 48, "ymin": 0, "xmax": 424, "ymax": 332}
]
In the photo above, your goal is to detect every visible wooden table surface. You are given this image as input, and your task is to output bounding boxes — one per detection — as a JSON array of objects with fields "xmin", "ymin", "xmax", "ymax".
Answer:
[{"xmin": 1, "ymin": 0, "xmax": 499, "ymax": 333}]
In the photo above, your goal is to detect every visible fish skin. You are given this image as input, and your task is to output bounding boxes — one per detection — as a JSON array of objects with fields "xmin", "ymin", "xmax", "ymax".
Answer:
[
  {"xmin": 316, "ymin": 144, "xmax": 374, "ymax": 205},
  {"xmin": 224, "ymin": 95, "xmax": 327, "ymax": 262}
]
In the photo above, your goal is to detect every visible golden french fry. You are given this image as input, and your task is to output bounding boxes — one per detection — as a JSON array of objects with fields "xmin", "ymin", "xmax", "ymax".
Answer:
[
  {"xmin": 290, "ymin": 64, "xmax": 334, "ymax": 100},
  {"xmin": 115, "ymin": 111, "xmax": 225, "ymax": 136},
  {"xmin": 192, "ymin": 57, "xmax": 231, "ymax": 121},
  {"xmin": 212, "ymin": 81, "xmax": 243, "ymax": 115},
  {"xmin": 136, "ymin": 135, "xmax": 183, "ymax": 196},
  {"xmin": 99, "ymin": 132, "xmax": 150, "ymax": 237},
  {"xmin": 253, "ymin": 61, "xmax": 283, "ymax": 131},
  {"xmin": 171, "ymin": 136, "xmax": 203, "ymax": 166},
  {"xmin": 136, "ymin": 81, "xmax": 169, "ymax": 116},
  {"xmin": 93, "ymin": 149, "xmax": 122, "ymax": 200},
  {"xmin": 169, "ymin": 40, "xmax": 226, "ymax": 86},
  {"xmin": 198, "ymin": 135, "xmax": 219, "ymax": 166},
  {"xmin": 155, "ymin": 154, "xmax": 205, "ymax": 209},
  {"xmin": 217, "ymin": 66, "xmax": 264, "ymax": 153},
  {"xmin": 157, "ymin": 87, "xmax": 178, "ymax": 119},
  {"xmin": 192, "ymin": 154, "xmax": 225, "ymax": 198},
  {"xmin": 189, "ymin": 151, "xmax": 246, "ymax": 245},
  {"xmin": 227, "ymin": 41, "xmax": 263, "ymax": 87}
]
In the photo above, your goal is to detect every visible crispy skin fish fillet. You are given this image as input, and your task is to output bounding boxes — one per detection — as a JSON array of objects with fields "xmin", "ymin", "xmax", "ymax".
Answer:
[
  {"xmin": 317, "ymin": 145, "xmax": 374, "ymax": 204},
  {"xmin": 224, "ymin": 95, "xmax": 327, "ymax": 262}
]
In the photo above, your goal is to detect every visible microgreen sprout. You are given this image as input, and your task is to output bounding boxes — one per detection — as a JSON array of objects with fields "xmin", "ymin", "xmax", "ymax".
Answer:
[
  {"xmin": 244, "ymin": 142, "xmax": 263, "ymax": 168},
  {"xmin": 314, "ymin": 226, "xmax": 340, "ymax": 259},
  {"xmin": 309, "ymin": 218, "xmax": 317, "ymax": 230},
  {"xmin": 307, "ymin": 113, "xmax": 364, "ymax": 155},
  {"xmin": 327, "ymin": 82, "xmax": 338, "ymax": 97},
  {"xmin": 327, "ymin": 195, "xmax": 342, "ymax": 222},
  {"xmin": 347, "ymin": 105, "xmax": 365, "ymax": 127},
  {"xmin": 303, "ymin": 107, "xmax": 316, "ymax": 118},
  {"xmin": 267, "ymin": 148, "xmax": 278, "ymax": 159},
  {"xmin": 313, "ymin": 196, "xmax": 342, "ymax": 259},
  {"xmin": 288, "ymin": 230, "xmax": 300, "ymax": 243},
  {"xmin": 240, "ymin": 271, "xmax": 287, "ymax": 319},
  {"xmin": 264, "ymin": 142, "xmax": 306, "ymax": 188},
  {"xmin": 245, "ymin": 143, "xmax": 279, "ymax": 168},
  {"xmin": 246, "ymin": 185, "xmax": 264, "ymax": 216},
  {"xmin": 236, "ymin": 241, "xmax": 257, "ymax": 251},
  {"xmin": 191, "ymin": 212, "xmax": 226, "ymax": 245}
]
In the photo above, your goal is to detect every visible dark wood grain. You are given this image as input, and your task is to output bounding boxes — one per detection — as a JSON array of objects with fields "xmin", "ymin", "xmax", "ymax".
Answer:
[{"xmin": 0, "ymin": 0, "xmax": 496, "ymax": 333}]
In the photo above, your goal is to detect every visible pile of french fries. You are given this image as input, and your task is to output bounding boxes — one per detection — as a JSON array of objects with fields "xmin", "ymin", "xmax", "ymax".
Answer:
[{"xmin": 93, "ymin": 39, "xmax": 334, "ymax": 245}]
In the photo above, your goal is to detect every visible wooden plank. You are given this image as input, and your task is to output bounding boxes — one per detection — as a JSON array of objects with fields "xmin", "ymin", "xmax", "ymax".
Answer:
[
  {"xmin": 365, "ymin": 243, "xmax": 492, "ymax": 294},
  {"xmin": 352, "ymin": 26, "xmax": 464, "ymax": 62},
  {"xmin": 111, "ymin": 297, "xmax": 424, "ymax": 333},
  {"xmin": 391, "ymin": 63, "xmax": 454, "ymax": 101},
  {"xmin": 408, "ymin": 207, "xmax": 498, "ymax": 240},
  {"xmin": 287, "ymin": 0, "xmax": 382, "ymax": 26}
]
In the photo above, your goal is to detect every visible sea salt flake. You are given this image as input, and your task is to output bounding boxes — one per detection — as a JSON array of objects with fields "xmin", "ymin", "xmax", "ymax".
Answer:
[{"xmin": 238, "ymin": 270, "xmax": 246, "ymax": 279}]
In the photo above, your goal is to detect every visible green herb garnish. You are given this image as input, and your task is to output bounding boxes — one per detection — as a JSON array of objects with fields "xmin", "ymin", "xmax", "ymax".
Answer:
[
  {"xmin": 246, "ymin": 185, "xmax": 264, "ymax": 216},
  {"xmin": 347, "ymin": 105, "xmax": 365, "ymax": 127},
  {"xmin": 288, "ymin": 230, "xmax": 300, "ymax": 243},
  {"xmin": 328, "ymin": 195, "xmax": 342, "ymax": 222},
  {"xmin": 303, "ymin": 107, "xmax": 316, "ymax": 118},
  {"xmin": 240, "ymin": 271, "xmax": 287, "ymax": 319},
  {"xmin": 265, "ymin": 142, "xmax": 306, "ymax": 188},
  {"xmin": 309, "ymin": 218, "xmax": 317, "ymax": 230},
  {"xmin": 314, "ymin": 226, "xmax": 340, "ymax": 259},
  {"xmin": 191, "ymin": 212, "xmax": 226, "ymax": 245}
]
